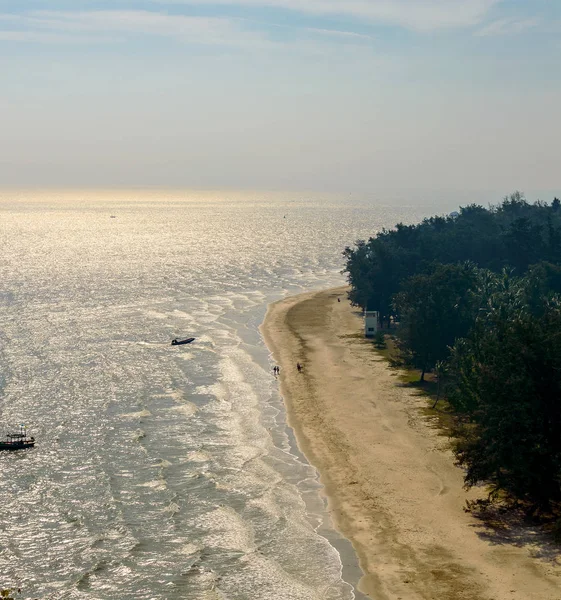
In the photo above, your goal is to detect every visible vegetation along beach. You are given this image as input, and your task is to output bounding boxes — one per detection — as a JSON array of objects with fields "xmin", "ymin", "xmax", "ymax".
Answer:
[{"xmin": 262, "ymin": 195, "xmax": 561, "ymax": 600}]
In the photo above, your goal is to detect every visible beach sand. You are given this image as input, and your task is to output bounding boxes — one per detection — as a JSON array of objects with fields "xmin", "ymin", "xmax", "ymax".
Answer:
[{"xmin": 260, "ymin": 287, "xmax": 561, "ymax": 600}]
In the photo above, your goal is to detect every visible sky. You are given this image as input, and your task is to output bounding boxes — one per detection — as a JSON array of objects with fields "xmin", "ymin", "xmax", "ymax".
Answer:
[{"xmin": 0, "ymin": 0, "xmax": 560, "ymax": 195}]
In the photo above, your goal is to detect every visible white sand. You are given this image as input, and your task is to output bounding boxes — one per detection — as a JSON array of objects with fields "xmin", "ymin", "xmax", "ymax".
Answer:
[{"xmin": 260, "ymin": 287, "xmax": 561, "ymax": 600}]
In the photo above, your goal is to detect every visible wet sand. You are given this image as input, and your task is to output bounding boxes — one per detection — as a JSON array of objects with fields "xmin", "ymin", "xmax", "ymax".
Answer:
[{"xmin": 260, "ymin": 287, "xmax": 561, "ymax": 600}]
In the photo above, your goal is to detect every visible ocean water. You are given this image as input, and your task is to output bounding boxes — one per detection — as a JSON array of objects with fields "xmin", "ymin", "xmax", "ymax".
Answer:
[{"xmin": 0, "ymin": 190, "xmax": 440, "ymax": 599}]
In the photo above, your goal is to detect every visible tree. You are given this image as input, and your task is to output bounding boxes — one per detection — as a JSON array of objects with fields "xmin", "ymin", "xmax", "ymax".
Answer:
[
  {"xmin": 432, "ymin": 360, "xmax": 448, "ymax": 409},
  {"xmin": 448, "ymin": 276, "xmax": 561, "ymax": 508},
  {"xmin": 373, "ymin": 330, "xmax": 386, "ymax": 349},
  {"xmin": 344, "ymin": 236, "xmax": 419, "ymax": 325},
  {"xmin": 502, "ymin": 217, "xmax": 544, "ymax": 273},
  {"xmin": 393, "ymin": 263, "xmax": 480, "ymax": 381}
]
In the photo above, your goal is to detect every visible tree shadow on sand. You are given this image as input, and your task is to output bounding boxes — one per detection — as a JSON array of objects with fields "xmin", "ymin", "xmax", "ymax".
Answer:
[
  {"xmin": 467, "ymin": 501, "xmax": 561, "ymax": 562},
  {"xmin": 395, "ymin": 374, "xmax": 561, "ymax": 558}
]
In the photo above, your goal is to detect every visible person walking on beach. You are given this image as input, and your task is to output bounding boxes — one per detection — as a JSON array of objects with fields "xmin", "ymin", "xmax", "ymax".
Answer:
[{"xmin": 296, "ymin": 362, "xmax": 302, "ymax": 373}]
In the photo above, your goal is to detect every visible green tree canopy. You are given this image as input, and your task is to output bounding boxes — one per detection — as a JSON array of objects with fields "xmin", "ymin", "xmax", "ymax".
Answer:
[
  {"xmin": 393, "ymin": 262, "xmax": 481, "ymax": 380},
  {"xmin": 448, "ymin": 275, "xmax": 561, "ymax": 507}
]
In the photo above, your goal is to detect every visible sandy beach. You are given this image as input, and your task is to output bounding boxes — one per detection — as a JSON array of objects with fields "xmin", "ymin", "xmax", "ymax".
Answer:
[{"xmin": 260, "ymin": 287, "xmax": 561, "ymax": 600}]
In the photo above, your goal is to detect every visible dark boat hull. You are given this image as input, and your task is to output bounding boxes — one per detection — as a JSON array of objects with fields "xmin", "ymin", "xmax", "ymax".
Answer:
[
  {"xmin": 171, "ymin": 337, "xmax": 195, "ymax": 346},
  {"xmin": 0, "ymin": 442, "xmax": 35, "ymax": 451}
]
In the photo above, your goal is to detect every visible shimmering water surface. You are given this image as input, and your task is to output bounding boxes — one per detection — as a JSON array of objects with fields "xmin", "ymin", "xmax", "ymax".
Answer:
[{"xmin": 0, "ymin": 190, "xmax": 441, "ymax": 599}]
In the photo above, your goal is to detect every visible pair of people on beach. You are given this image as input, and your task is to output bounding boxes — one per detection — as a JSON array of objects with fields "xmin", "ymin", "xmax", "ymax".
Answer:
[{"xmin": 273, "ymin": 364, "xmax": 302, "ymax": 374}]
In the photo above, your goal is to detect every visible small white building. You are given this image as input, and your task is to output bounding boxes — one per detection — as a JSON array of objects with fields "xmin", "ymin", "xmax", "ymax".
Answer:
[{"xmin": 364, "ymin": 310, "xmax": 379, "ymax": 337}]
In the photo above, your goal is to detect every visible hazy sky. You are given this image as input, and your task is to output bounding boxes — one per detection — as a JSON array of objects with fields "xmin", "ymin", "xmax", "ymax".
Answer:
[{"xmin": 1, "ymin": 0, "xmax": 559, "ymax": 194}]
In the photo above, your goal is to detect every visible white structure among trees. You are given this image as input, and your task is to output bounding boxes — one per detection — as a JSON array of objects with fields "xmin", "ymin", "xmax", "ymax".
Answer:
[{"xmin": 364, "ymin": 311, "xmax": 379, "ymax": 337}]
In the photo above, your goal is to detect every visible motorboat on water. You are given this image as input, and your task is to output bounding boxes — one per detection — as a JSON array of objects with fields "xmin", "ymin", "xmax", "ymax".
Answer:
[
  {"xmin": 171, "ymin": 337, "xmax": 195, "ymax": 346},
  {"xmin": 0, "ymin": 426, "xmax": 35, "ymax": 451}
]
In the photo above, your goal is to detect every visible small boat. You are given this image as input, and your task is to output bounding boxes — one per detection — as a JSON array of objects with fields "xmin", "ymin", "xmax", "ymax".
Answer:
[
  {"xmin": 171, "ymin": 337, "xmax": 195, "ymax": 346},
  {"xmin": 0, "ymin": 426, "xmax": 35, "ymax": 451}
]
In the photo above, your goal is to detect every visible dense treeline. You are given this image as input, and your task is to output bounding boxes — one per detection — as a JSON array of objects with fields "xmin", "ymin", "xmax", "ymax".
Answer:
[{"xmin": 343, "ymin": 193, "xmax": 561, "ymax": 511}]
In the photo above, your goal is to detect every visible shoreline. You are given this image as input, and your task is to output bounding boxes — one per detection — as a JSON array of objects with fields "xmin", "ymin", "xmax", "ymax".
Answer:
[{"xmin": 260, "ymin": 286, "xmax": 561, "ymax": 600}]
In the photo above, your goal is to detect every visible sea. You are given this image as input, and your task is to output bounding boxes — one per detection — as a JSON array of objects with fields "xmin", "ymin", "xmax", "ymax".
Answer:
[{"xmin": 0, "ymin": 190, "xmax": 448, "ymax": 600}]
